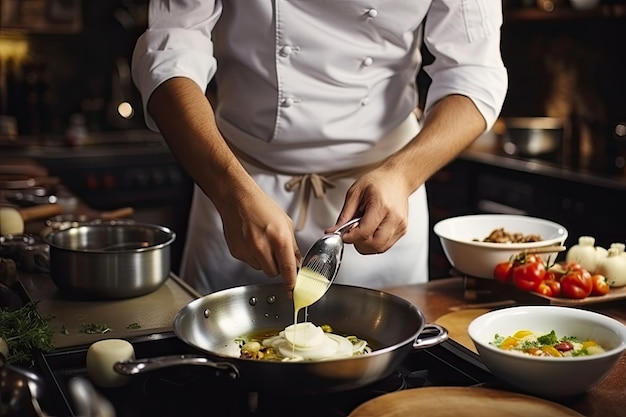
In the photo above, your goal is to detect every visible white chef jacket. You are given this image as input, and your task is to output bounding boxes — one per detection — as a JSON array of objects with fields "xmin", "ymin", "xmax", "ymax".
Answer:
[{"xmin": 132, "ymin": 0, "xmax": 508, "ymax": 294}]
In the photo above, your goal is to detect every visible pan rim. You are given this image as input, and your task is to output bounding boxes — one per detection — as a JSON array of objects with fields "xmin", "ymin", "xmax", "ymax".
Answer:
[{"xmin": 172, "ymin": 282, "xmax": 426, "ymax": 364}]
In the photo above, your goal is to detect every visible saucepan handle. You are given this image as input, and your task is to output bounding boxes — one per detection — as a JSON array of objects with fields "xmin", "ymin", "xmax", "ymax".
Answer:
[
  {"xmin": 412, "ymin": 323, "xmax": 448, "ymax": 349},
  {"xmin": 114, "ymin": 354, "xmax": 240, "ymax": 379}
]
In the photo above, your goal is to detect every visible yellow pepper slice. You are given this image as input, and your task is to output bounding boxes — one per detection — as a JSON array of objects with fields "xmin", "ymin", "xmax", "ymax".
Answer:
[
  {"xmin": 541, "ymin": 345, "xmax": 563, "ymax": 357},
  {"xmin": 513, "ymin": 330, "xmax": 533, "ymax": 339},
  {"xmin": 582, "ymin": 340, "xmax": 598, "ymax": 348},
  {"xmin": 499, "ymin": 336, "xmax": 519, "ymax": 349}
]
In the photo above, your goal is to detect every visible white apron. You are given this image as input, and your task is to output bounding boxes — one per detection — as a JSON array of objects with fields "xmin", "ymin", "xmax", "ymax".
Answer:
[{"xmin": 179, "ymin": 114, "xmax": 429, "ymax": 294}]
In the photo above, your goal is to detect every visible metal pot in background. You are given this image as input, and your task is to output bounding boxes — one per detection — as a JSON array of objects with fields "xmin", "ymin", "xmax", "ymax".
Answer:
[
  {"xmin": 500, "ymin": 117, "xmax": 565, "ymax": 157},
  {"xmin": 41, "ymin": 222, "xmax": 175, "ymax": 300}
]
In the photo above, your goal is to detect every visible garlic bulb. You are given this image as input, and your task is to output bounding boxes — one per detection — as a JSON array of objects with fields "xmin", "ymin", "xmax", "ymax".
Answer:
[
  {"xmin": 596, "ymin": 247, "xmax": 626, "ymax": 288},
  {"xmin": 566, "ymin": 236, "xmax": 601, "ymax": 273},
  {"xmin": 610, "ymin": 243, "xmax": 626, "ymax": 259}
]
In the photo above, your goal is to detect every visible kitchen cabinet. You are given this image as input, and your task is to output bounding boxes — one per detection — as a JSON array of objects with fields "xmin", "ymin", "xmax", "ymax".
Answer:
[
  {"xmin": 499, "ymin": 3, "xmax": 626, "ymax": 174},
  {"xmin": 504, "ymin": 3, "xmax": 626, "ymax": 20},
  {"xmin": 0, "ymin": 0, "xmax": 82, "ymax": 33},
  {"xmin": 427, "ymin": 148, "xmax": 626, "ymax": 279}
]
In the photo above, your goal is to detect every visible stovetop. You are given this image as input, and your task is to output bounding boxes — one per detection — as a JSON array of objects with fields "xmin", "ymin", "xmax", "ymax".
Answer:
[{"xmin": 35, "ymin": 333, "xmax": 496, "ymax": 417}]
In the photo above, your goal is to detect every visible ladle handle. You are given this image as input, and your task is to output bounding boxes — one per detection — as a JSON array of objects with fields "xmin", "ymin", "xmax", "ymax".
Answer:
[{"xmin": 333, "ymin": 217, "xmax": 361, "ymax": 235}]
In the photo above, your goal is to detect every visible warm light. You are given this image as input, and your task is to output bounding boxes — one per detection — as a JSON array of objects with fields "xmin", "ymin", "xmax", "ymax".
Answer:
[
  {"xmin": 0, "ymin": 33, "xmax": 29, "ymax": 112},
  {"xmin": 117, "ymin": 102, "xmax": 134, "ymax": 119},
  {"xmin": 0, "ymin": 33, "xmax": 29, "ymax": 62}
]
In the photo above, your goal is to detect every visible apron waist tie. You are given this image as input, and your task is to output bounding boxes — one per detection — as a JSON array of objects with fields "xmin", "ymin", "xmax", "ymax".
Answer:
[{"xmin": 228, "ymin": 144, "xmax": 380, "ymax": 231}]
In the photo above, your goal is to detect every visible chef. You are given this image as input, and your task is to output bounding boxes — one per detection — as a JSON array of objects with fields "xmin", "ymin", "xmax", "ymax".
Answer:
[{"xmin": 131, "ymin": 0, "xmax": 508, "ymax": 295}]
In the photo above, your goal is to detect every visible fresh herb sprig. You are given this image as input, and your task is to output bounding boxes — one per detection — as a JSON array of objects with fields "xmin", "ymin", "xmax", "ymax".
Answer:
[{"xmin": 0, "ymin": 301, "xmax": 54, "ymax": 365}]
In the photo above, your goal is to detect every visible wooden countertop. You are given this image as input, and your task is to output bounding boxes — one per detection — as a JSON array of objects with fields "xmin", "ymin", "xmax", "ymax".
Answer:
[{"xmin": 383, "ymin": 277, "xmax": 626, "ymax": 417}]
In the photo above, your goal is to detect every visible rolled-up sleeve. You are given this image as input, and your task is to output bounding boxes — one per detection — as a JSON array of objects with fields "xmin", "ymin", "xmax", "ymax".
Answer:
[
  {"xmin": 131, "ymin": 0, "xmax": 222, "ymax": 131},
  {"xmin": 423, "ymin": 0, "xmax": 508, "ymax": 131}
]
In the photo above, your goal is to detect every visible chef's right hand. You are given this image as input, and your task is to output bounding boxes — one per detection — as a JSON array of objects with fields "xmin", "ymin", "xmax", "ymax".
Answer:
[{"xmin": 219, "ymin": 190, "xmax": 301, "ymax": 293}]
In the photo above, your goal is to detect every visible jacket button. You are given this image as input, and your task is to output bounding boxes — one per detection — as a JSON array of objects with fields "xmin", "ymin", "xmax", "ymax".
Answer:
[
  {"xmin": 282, "ymin": 97, "xmax": 295, "ymax": 107},
  {"xmin": 363, "ymin": 57, "xmax": 374, "ymax": 67},
  {"xmin": 367, "ymin": 8, "xmax": 378, "ymax": 18},
  {"xmin": 279, "ymin": 45, "xmax": 294, "ymax": 57}
]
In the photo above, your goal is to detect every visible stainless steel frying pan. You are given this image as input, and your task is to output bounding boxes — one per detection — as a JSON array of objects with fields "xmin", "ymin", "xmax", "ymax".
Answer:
[{"xmin": 115, "ymin": 283, "xmax": 448, "ymax": 393}]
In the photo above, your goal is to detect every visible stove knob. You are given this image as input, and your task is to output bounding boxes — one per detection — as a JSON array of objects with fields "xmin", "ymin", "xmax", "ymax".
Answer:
[
  {"xmin": 151, "ymin": 169, "xmax": 166, "ymax": 186},
  {"xmin": 135, "ymin": 171, "xmax": 150, "ymax": 188},
  {"xmin": 102, "ymin": 173, "xmax": 116, "ymax": 189},
  {"xmin": 85, "ymin": 174, "xmax": 99, "ymax": 190}
]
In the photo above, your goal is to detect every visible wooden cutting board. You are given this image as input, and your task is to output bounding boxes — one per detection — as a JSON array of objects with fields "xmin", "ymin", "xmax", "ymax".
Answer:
[
  {"xmin": 348, "ymin": 387, "xmax": 584, "ymax": 417},
  {"xmin": 434, "ymin": 308, "xmax": 490, "ymax": 353}
]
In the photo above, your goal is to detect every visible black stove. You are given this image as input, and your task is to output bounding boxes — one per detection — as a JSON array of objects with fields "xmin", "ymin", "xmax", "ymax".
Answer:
[{"xmin": 35, "ymin": 333, "xmax": 496, "ymax": 417}]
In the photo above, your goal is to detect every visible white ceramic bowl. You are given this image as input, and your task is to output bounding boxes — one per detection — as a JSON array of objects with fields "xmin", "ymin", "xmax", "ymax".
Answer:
[
  {"xmin": 433, "ymin": 214, "xmax": 568, "ymax": 279},
  {"xmin": 468, "ymin": 305, "xmax": 626, "ymax": 398}
]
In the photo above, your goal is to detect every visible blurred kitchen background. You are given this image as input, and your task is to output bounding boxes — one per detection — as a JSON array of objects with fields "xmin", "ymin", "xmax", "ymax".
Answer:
[{"xmin": 0, "ymin": 0, "xmax": 625, "ymax": 277}]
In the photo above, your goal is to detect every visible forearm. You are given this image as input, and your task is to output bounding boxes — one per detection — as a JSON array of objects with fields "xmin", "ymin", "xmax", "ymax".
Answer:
[
  {"xmin": 382, "ymin": 94, "xmax": 486, "ymax": 193},
  {"xmin": 147, "ymin": 77, "xmax": 257, "ymax": 216}
]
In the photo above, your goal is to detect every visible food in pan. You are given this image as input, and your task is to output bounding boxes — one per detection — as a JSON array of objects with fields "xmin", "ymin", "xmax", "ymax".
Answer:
[
  {"xmin": 238, "ymin": 322, "xmax": 371, "ymax": 361},
  {"xmin": 476, "ymin": 228, "xmax": 542, "ymax": 244},
  {"xmin": 491, "ymin": 329, "xmax": 605, "ymax": 357}
]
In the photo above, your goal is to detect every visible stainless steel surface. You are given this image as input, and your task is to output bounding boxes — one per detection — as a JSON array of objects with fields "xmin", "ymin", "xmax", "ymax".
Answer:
[
  {"xmin": 67, "ymin": 377, "xmax": 116, "ymax": 417},
  {"xmin": 114, "ymin": 283, "xmax": 448, "ymax": 393},
  {"xmin": 42, "ymin": 222, "xmax": 175, "ymax": 299},
  {"xmin": 100, "ymin": 241, "xmax": 149, "ymax": 251},
  {"xmin": 501, "ymin": 117, "xmax": 564, "ymax": 156},
  {"xmin": 0, "ymin": 354, "xmax": 46, "ymax": 417},
  {"xmin": 296, "ymin": 217, "xmax": 361, "ymax": 304}
]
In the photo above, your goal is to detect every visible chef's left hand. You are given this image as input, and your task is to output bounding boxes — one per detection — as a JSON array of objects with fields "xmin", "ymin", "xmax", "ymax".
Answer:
[{"xmin": 326, "ymin": 167, "xmax": 410, "ymax": 254}]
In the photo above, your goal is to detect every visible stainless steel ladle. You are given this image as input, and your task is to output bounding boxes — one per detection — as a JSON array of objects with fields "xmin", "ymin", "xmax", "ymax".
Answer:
[{"xmin": 293, "ymin": 217, "xmax": 361, "ymax": 308}]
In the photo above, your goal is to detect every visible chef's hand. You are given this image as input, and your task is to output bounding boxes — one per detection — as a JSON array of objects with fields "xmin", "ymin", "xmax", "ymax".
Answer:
[
  {"xmin": 220, "ymin": 188, "xmax": 301, "ymax": 292},
  {"xmin": 327, "ymin": 167, "xmax": 410, "ymax": 254}
]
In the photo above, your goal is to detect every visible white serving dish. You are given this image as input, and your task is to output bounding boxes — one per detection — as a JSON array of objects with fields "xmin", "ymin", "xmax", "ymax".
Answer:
[{"xmin": 433, "ymin": 214, "xmax": 568, "ymax": 279}]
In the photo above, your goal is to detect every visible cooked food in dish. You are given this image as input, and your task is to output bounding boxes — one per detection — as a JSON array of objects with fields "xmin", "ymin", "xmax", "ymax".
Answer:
[
  {"xmin": 477, "ymin": 228, "xmax": 542, "ymax": 244},
  {"xmin": 492, "ymin": 330, "xmax": 605, "ymax": 357},
  {"xmin": 238, "ymin": 322, "xmax": 371, "ymax": 361}
]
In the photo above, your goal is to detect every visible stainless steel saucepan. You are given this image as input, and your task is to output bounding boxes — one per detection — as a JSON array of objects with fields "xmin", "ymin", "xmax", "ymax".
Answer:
[
  {"xmin": 115, "ymin": 283, "xmax": 448, "ymax": 393},
  {"xmin": 41, "ymin": 222, "xmax": 175, "ymax": 299}
]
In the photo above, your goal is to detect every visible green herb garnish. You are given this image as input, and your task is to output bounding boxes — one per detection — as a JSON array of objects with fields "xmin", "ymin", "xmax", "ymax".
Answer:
[
  {"xmin": 537, "ymin": 330, "xmax": 558, "ymax": 345},
  {"xmin": 0, "ymin": 301, "xmax": 54, "ymax": 365},
  {"xmin": 79, "ymin": 323, "xmax": 112, "ymax": 334},
  {"xmin": 126, "ymin": 322, "xmax": 141, "ymax": 330}
]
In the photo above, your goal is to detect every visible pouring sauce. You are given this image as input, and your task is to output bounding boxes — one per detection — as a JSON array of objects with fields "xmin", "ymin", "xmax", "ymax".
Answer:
[{"xmin": 292, "ymin": 267, "xmax": 330, "ymax": 322}]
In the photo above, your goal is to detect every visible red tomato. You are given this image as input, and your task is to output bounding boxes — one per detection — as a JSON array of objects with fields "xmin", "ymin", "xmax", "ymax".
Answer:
[
  {"xmin": 590, "ymin": 274, "xmax": 610, "ymax": 296},
  {"xmin": 535, "ymin": 281, "xmax": 554, "ymax": 297},
  {"xmin": 543, "ymin": 270, "xmax": 562, "ymax": 282},
  {"xmin": 493, "ymin": 261, "xmax": 514, "ymax": 283},
  {"xmin": 560, "ymin": 269, "xmax": 593, "ymax": 299},
  {"xmin": 512, "ymin": 261, "xmax": 546, "ymax": 292},
  {"xmin": 521, "ymin": 253, "xmax": 542, "ymax": 264},
  {"xmin": 544, "ymin": 279, "xmax": 561, "ymax": 298},
  {"xmin": 562, "ymin": 261, "xmax": 585, "ymax": 272}
]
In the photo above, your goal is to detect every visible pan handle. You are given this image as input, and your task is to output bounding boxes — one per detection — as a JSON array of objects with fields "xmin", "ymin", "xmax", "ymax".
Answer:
[
  {"xmin": 114, "ymin": 354, "xmax": 240, "ymax": 380},
  {"xmin": 412, "ymin": 324, "xmax": 448, "ymax": 350}
]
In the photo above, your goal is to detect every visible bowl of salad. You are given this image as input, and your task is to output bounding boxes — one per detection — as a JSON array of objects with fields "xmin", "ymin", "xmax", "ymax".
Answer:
[{"xmin": 468, "ymin": 305, "xmax": 626, "ymax": 398}]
